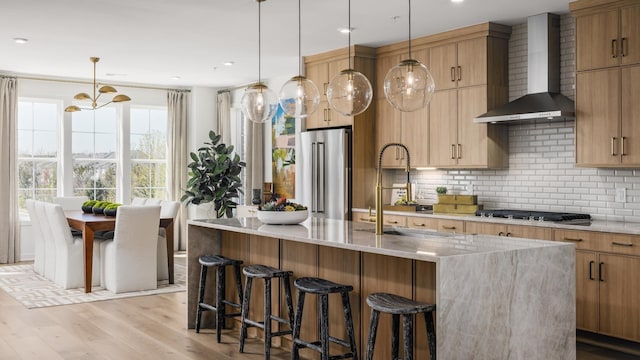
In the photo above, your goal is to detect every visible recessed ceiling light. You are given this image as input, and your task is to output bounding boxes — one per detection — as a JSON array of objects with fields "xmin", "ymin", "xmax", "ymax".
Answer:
[
  {"xmin": 223, "ymin": 61, "xmax": 234, "ymax": 66},
  {"xmin": 171, "ymin": 76, "xmax": 181, "ymax": 80},
  {"xmin": 338, "ymin": 27, "xmax": 354, "ymax": 34},
  {"xmin": 13, "ymin": 38, "xmax": 28, "ymax": 44},
  {"xmin": 451, "ymin": 0, "xmax": 464, "ymax": 3},
  {"xmin": 105, "ymin": 73, "xmax": 127, "ymax": 77}
]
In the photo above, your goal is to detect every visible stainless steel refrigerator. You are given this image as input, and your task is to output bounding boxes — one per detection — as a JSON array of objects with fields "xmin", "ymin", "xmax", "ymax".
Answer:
[{"xmin": 296, "ymin": 128, "xmax": 351, "ymax": 220}]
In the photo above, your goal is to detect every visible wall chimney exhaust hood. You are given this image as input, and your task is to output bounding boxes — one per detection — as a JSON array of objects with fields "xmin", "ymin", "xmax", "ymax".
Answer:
[{"xmin": 474, "ymin": 13, "xmax": 574, "ymax": 124}]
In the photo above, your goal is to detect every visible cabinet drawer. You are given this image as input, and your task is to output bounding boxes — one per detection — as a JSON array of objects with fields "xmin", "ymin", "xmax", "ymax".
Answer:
[
  {"xmin": 407, "ymin": 217, "xmax": 463, "ymax": 233},
  {"xmin": 353, "ymin": 212, "xmax": 376, "ymax": 224},
  {"xmin": 554, "ymin": 230, "xmax": 640, "ymax": 256},
  {"xmin": 381, "ymin": 214, "xmax": 407, "ymax": 227}
]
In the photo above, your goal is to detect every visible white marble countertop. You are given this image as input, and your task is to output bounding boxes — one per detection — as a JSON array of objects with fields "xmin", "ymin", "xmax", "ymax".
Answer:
[
  {"xmin": 353, "ymin": 208, "xmax": 640, "ymax": 235},
  {"xmin": 188, "ymin": 217, "xmax": 571, "ymax": 263}
]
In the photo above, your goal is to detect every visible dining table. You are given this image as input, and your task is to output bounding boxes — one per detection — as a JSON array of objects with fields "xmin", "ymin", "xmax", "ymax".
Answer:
[{"xmin": 65, "ymin": 211, "xmax": 175, "ymax": 293}]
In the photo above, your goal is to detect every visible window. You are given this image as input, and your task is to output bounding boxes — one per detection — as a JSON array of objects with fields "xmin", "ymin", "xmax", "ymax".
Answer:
[
  {"xmin": 130, "ymin": 106, "xmax": 168, "ymax": 200},
  {"xmin": 71, "ymin": 108, "xmax": 117, "ymax": 201},
  {"xmin": 17, "ymin": 100, "xmax": 59, "ymax": 210}
]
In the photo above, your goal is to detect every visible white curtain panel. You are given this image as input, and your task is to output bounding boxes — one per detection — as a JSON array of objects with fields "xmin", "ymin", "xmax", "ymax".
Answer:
[
  {"xmin": 167, "ymin": 90, "xmax": 189, "ymax": 251},
  {"xmin": 0, "ymin": 76, "xmax": 18, "ymax": 264}
]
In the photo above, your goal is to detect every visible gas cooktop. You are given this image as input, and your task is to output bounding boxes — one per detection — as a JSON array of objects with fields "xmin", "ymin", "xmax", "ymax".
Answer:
[{"xmin": 475, "ymin": 209, "xmax": 592, "ymax": 225}]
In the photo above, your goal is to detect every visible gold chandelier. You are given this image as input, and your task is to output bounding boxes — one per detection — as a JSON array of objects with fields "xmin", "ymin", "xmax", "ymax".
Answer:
[{"xmin": 64, "ymin": 57, "xmax": 131, "ymax": 112}]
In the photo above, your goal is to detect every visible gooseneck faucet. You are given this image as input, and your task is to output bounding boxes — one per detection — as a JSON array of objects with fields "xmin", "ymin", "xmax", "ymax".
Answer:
[{"xmin": 376, "ymin": 143, "xmax": 411, "ymax": 235}]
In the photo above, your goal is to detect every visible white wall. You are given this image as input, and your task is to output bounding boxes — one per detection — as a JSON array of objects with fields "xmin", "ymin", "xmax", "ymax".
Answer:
[{"xmin": 392, "ymin": 15, "xmax": 640, "ymax": 223}]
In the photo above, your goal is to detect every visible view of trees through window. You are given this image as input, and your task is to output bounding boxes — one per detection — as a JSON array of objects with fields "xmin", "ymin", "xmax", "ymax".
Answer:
[
  {"xmin": 72, "ymin": 108, "xmax": 117, "ymax": 201},
  {"xmin": 130, "ymin": 107, "xmax": 167, "ymax": 200},
  {"xmin": 17, "ymin": 98, "xmax": 169, "ymax": 212},
  {"xmin": 17, "ymin": 100, "xmax": 59, "ymax": 209}
]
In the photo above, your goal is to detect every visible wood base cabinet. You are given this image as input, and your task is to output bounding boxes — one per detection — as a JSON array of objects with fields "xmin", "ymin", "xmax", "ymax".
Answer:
[{"xmin": 555, "ymin": 229, "xmax": 640, "ymax": 342}]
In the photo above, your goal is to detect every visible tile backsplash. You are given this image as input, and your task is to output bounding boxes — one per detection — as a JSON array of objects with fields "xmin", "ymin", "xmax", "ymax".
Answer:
[{"xmin": 393, "ymin": 15, "xmax": 640, "ymax": 223}]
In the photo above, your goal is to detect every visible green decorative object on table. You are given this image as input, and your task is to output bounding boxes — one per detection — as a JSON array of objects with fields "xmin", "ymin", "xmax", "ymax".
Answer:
[
  {"xmin": 82, "ymin": 200, "xmax": 97, "ymax": 213},
  {"xmin": 181, "ymin": 130, "xmax": 246, "ymax": 218},
  {"xmin": 92, "ymin": 201, "xmax": 111, "ymax": 215},
  {"xmin": 257, "ymin": 198, "xmax": 308, "ymax": 224},
  {"xmin": 436, "ymin": 186, "xmax": 447, "ymax": 195},
  {"xmin": 103, "ymin": 203, "xmax": 121, "ymax": 217}
]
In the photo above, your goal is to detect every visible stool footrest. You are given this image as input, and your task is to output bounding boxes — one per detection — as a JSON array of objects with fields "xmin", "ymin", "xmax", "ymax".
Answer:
[
  {"xmin": 222, "ymin": 300, "xmax": 241, "ymax": 309},
  {"xmin": 199, "ymin": 303, "xmax": 216, "ymax": 312},
  {"xmin": 271, "ymin": 330, "xmax": 293, "ymax": 337},
  {"xmin": 293, "ymin": 340, "xmax": 355, "ymax": 360},
  {"xmin": 270, "ymin": 315, "xmax": 290, "ymax": 325}
]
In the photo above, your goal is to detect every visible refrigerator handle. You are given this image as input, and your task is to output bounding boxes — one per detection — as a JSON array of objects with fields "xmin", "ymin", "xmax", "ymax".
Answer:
[
  {"xmin": 317, "ymin": 142, "xmax": 325, "ymax": 213},
  {"xmin": 311, "ymin": 142, "xmax": 317, "ymax": 213}
]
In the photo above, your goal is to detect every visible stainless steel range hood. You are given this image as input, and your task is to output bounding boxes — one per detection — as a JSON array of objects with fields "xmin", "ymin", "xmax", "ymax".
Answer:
[{"xmin": 474, "ymin": 13, "xmax": 574, "ymax": 124}]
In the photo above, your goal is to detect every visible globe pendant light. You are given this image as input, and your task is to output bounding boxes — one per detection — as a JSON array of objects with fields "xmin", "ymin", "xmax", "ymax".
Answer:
[
  {"xmin": 241, "ymin": 0, "xmax": 278, "ymax": 123},
  {"xmin": 278, "ymin": 0, "xmax": 320, "ymax": 118},
  {"xmin": 383, "ymin": 0, "xmax": 435, "ymax": 112},
  {"xmin": 326, "ymin": 0, "xmax": 373, "ymax": 117}
]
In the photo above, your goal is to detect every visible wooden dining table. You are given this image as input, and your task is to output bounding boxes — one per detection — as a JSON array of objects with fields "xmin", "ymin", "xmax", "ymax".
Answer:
[{"xmin": 66, "ymin": 211, "xmax": 175, "ymax": 293}]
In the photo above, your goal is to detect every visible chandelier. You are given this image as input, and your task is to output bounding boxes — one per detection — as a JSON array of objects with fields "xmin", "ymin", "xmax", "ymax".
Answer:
[{"xmin": 64, "ymin": 57, "xmax": 131, "ymax": 112}]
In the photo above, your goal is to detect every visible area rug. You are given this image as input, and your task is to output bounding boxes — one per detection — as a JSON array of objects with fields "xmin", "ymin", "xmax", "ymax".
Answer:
[{"xmin": 0, "ymin": 263, "xmax": 185, "ymax": 309}]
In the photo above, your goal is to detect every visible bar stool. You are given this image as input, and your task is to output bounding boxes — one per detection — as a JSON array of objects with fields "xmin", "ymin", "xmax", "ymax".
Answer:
[
  {"xmin": 365, "ymin": 292, "xmax": 436, "ymax": 360},
  {"xmin": 239, "ymin": 264, "xmax": 294, "ymax": 360},
  {"xmin": 291, "ymin": 277, "xmax": 358, "ymax": 360},
  {"xmin": 195, "ymin": 254, "xmax": 244, "ymax": 343}
]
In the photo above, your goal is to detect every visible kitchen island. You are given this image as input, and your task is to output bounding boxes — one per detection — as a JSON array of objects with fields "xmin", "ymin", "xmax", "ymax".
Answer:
[{"xmin": 187, "ymin": 217, "xmax": 575, "ymax": 359}]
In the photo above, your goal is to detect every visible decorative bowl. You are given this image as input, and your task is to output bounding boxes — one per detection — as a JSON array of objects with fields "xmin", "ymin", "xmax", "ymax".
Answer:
[{"xmin": 256, "ymin": 210, "xmax": 308, "ymax": 225}]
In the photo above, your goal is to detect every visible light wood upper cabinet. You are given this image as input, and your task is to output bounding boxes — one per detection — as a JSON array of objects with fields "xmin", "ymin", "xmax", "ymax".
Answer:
[
  {"xmin": 573, "ymin": 1, "xmax": 640, "ymax": 167},
  {"xmin": 375, "ymin": 49, "xmax": 430, "ymax": 168},
  {"xmin": 429, "ymin": 43, "xmax": 457, "ymax": 91},
  {"xmin": 429, "ymin": 38, "xmax": 487, "ymax": 90},
  {"xmin": 305, "ymin": 57, "xmax": 351, "ymax": 129},
  {"xmin": 574, "ymin": 3, "xmax": 640, "ymax": 71}
]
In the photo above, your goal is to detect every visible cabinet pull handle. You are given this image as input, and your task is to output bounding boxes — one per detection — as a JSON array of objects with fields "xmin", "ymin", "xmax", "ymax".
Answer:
[
  {"xmin": 589, "ymin": 260, "xmax": 595, "ymax": 280},
  {"xmin": 323, "ymin": 82, "xmax": 328, "ymax": 95},
  {"xmin": 442, "ymin": 225, "xmax": 456, "ymax": 230},
  {"xmin": 457, "ymin": 144, "xmax": 462, "ymax": 159},
  {"xmin": 621, "ymin": 137, "xmax": 626, "ymax": 156},
  {"xmin": 621, "ymin": 37, "xmax": 627, "ymax": 57},
  {"xmin": 506, "ymin": 232, "xmax": 512, "ymax": 237},
  {"xmin": 612, "ymin": 241, "xmax": 633, "ymax": 247},
  {"xmin": 387, "ymin": 220, "xmax": 398, "ymax": 224},
  {"xmin": 413, "ymin": 223, "xmax": 426, "ymax": 227},
  {"xmin": 457, "ymin": 66, "xmax": 462, "ymax": 81},
  {"xmin": 326, "ymin": 108, "xmax": 331, "ymax": 122},
  {"xmin": 599, "ymin": 262, "xmax": 604, "ymax": 282},
  {"xmin": 563, "ymin": 237, "xmax": 583, "ymax": 242},
  {"xmin": 611, "ymin": 137, "xmax": 617, "ymax": 156},
  {"xmin": 498, "ymin": 231, "xmax": 505, "ymax": 236},
  {"xmin": 451, "ymin": 144, "xmax": 456, "ymax": 159},
  {"xmin": 451, "ymin": 67, "xmax": 456, "ymax": 82},
  {"xmin": 612, "ymin": 39, "xmax": 618, "ymax": 58}
]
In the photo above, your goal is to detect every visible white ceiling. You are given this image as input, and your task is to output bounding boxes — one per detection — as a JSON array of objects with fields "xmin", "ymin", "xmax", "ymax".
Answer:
[{"xmin": 0, "ymin": 0, "xmax": 572, "ymax": 89}]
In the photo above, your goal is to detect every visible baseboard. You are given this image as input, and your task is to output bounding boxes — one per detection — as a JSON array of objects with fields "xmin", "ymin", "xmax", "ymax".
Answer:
[{"xmin": 577, "ymin": 330, "xmax": 640, "ymax": 356}]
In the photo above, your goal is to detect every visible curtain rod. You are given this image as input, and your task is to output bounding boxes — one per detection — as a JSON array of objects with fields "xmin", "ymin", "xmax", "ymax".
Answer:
[
  {"xmin": 3, "ymin": 73, "xmax": 191, "ymax": 92},
  {"xmin": 218, "ymin": 82, "xmax": 254, "ymax": 94}
]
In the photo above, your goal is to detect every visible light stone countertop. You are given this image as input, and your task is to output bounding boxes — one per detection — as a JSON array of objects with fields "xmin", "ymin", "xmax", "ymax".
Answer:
[
  {"xmin": 353, "ymin": 207, "xmax": 640, "ymax": 235},
  {"xmin": 188, "ymin": 216, "xmax": 570, "ymax": 264}
]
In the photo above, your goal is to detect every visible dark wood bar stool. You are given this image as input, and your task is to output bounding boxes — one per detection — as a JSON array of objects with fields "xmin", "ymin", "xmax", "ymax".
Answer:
[
  {"xmin": 365, "ymin": 292, "xmax": 436, "ymax": 360},
  {"xmin": 195, "ymin": 254, "xmax": 244, "ymax": 343},
  {"xmin": 239, "ymin": 264, "xmax": 294, "ymax": 360},
  {"xmin": 291, "ymin": 277, "xmax": 358, "ymax": 360}
]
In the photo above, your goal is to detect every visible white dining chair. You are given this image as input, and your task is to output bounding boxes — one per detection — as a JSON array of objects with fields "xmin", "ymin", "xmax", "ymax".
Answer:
[
  {"xmin": 45, "ymin": 202, "xmax": 102, "ymax": 289},
  {"xmin": 130, "ymin": 197, "xmax": 147, "ymax": 206},
  {"xmin": 157, "ymin": 200, "xmax": 180, "ymax": 281},
  {"xmin": 33, "ymin": 200, "xmax": 57, "ymax": 281},
  {"xmin": 25, "ymin": 200, "xmax": 46, "ymax": 275},
  {"xmin": 100, "ymin": 205, "xmax": 161, "ymax": 293}
]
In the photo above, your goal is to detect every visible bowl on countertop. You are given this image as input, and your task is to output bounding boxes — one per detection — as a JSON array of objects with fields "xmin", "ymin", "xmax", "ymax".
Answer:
[{"xmin": 256, "ymin": 209, "xmax": 308, "ymax": 225}]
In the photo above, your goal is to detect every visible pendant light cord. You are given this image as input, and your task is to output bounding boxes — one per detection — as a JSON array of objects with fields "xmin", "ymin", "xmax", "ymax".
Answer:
[
  {"xmin": 298, "ymin": 0, "xmax": 302, "ymax": 75},
  {"xmin": 408, "ymin": 0, "xmax": 412, "ymax": 59},
  {"xmin": 258, "ymin": 0, "xmax": 262, "ymax": 83},
  {"xmin": 348, "ymin": 0, "xmax": 352, "ymax": 69}
]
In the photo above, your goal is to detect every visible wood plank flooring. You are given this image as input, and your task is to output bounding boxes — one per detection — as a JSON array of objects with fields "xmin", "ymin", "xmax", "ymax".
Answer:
[{"xmin": 0, "ymin": 256, "xmax": 638, "ymax": 359}]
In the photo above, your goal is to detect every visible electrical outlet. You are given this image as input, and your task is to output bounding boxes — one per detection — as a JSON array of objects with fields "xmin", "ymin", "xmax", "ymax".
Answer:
[{"xmin": 616, "ymin": 188, "xmax": 627, "ymax": 203}]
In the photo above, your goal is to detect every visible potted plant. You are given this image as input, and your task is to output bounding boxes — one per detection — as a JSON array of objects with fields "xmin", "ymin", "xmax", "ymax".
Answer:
[
  {"xmin": 103, "ymin": 203, "xmax": 121, "ymax": 217},
  {"xmin": 181, "ymin": 130, "xmax": 246, "ymax": 218},
  {"xmin": 82, "ymin": 200, "xmax": 97, "ymax": 213}
]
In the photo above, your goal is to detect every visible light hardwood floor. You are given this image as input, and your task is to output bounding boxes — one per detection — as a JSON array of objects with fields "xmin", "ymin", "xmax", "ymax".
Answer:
[{"xmin": 0, "ymin": 257, "xmax": 637, "ymax": 359}]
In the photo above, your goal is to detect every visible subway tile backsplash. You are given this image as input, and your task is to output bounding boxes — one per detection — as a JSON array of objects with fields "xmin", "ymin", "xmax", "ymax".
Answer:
[{"xmin": 392, "ymin": 15, "xmax": 640, "ymax": 223}]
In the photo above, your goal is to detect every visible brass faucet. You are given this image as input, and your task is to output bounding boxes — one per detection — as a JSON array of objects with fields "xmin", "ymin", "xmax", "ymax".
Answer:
[{"xmin": 376, "ymin": 143, "xmax": 411, "ymax": 235}]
